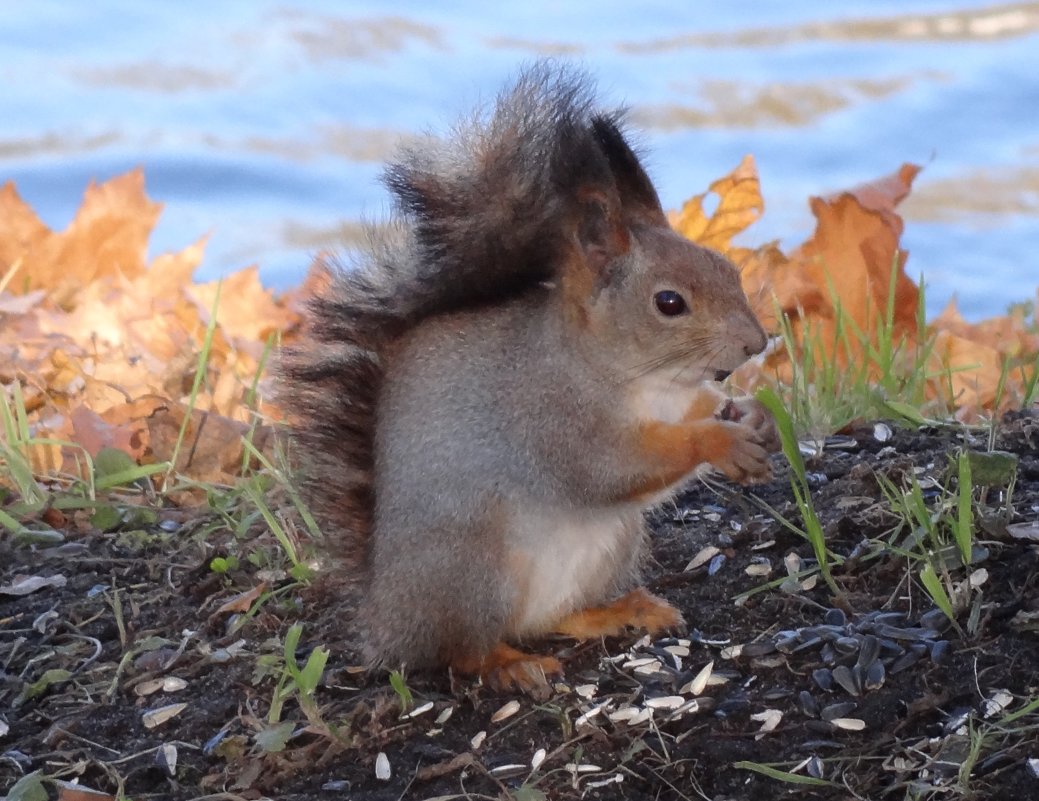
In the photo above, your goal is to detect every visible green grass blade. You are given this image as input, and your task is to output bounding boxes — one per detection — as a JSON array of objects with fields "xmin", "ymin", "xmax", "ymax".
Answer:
[
  {"xmin": 955, "ymin": 451, "xmax": 974, "ymax": 565},
  {"xmin": 733, "ymin": 761, "xmax": 835, "ymax": 786},
  {"xmin": 920, "ymin": 562, "xmax": 956, "ymax": 623}
]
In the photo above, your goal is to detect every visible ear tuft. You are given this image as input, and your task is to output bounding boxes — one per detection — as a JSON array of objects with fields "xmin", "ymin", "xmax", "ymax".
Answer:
[{"xmin": 591, "ymin": 114, "xmax": 668, "ymax": 227}]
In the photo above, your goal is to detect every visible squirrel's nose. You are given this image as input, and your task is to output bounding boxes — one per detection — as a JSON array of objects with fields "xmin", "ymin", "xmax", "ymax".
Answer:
[{"xmin": 743, "ymin": 323, "xmax": 768, "ymax": 358}]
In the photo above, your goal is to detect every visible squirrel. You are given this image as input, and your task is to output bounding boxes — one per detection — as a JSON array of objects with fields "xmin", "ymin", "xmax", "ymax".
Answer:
[{"xmin": 279, "ymin": 63, "xmax": 780, "ymax": 696}]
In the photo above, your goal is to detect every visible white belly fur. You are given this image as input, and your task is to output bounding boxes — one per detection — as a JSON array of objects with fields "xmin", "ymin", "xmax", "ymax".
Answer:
[{"xmin": 507, "ymin": 504, "xmax": 641, "ymax": 635}]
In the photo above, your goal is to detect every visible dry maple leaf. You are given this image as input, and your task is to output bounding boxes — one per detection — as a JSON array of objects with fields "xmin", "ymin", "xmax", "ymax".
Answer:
[{"xmin": 671, "ymin": 154, "xmax": 763, "ymax": 253}]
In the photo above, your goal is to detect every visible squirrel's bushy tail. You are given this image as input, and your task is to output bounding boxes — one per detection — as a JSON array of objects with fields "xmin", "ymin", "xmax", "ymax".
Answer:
[{"xmin": 278, "ymin": 62, "xmax": 665, "ymax": 571}]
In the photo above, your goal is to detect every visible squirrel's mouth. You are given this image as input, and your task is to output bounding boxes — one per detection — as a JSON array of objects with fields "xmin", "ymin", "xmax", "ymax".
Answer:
[{"xmin": 713, "ymin": 369, "xmax": 732, "ymax": 382}]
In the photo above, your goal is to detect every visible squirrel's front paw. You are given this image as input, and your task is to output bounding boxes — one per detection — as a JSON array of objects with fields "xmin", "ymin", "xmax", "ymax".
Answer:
[
  {"xmin": 718, "ymin": 397, "xmax": 782, "ymax": 454},
  {"xmin": 710, "ymin": 418, "xmax": 774, "ymax": 485}
]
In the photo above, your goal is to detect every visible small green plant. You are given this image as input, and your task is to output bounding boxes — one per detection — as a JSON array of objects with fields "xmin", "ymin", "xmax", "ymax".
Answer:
[
  {"xmin": 875, "ymin": 448, "xmax": 991, "ymax": 630},
  {"xmin": 755, "ymin": 386, "xmax": 841, "ymax": 593},
  {"xmin": 266, "ymin": 623, "xmax": 330, "ymax": 729},
  {"xmin": 388, "ymin": 669, "xmax": 414, "ymax": 712}
]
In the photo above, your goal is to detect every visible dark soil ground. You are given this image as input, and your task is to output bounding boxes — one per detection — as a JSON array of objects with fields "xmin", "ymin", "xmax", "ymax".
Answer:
[{"xmin": 3, "ymin": 410, "xmax": 1039, "ymax": 801}]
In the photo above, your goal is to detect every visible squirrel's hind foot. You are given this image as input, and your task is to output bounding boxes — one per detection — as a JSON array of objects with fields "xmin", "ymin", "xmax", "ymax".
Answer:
[
  {"xmin": 450, "ymin": 642, "xmax": 562, "ymax": 700},
  {"xmin": 553, "ymin": 587, "xmax": 684, "ymax": 640}
]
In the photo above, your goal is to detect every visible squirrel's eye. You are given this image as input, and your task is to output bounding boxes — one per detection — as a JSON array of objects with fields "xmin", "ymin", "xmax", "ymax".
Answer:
[{"xmin": 654, "ymin": 290, "xmax": 688, "ymax": 317}]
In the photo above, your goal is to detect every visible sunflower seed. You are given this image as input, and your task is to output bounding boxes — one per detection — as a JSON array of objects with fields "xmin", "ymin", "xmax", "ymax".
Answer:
[
  {"xmin": 921, "ymin": 608, "xmax": 952, "ymax": 631},
  {"xmin": 832, "ymin": 665, "xmax": 861, "ymax": 696},
  {"xmin": 864, "ymin": 660, "xmax": 886, "ymax": 690},
  {"xmin": 531, "ymin": 748, "xmax": 547, "ymax": 770},
  {"xmin": 856, "ymin": 635, "xmax": 880, "ymax": 669},
  {"xmin": 890, "ymin": 649, "xmax": 923, "ymax": 675},
  {"xmin": 833, "ymin": 637, "xmax": 860, "ymax": 656},
  {"xmin": 930, "ymin": 640, "xmax": 951, "ymax": 664},
  {"xmin": 742, "ymin": 640, "xmax": 778, "ymax": 657},
  {"xmin": 812, "ymin": 668, "xmax": 834, "ymax": 692},
  {"xmin": 824, "ymin": 608, "xmax": 847, "ymax": 627},
  {"xmin": 470, "ymin": 730, "xmax": 487, "ymax": 749},
  {"xmin": 798, "ymin": 691, "xmax": 820, "ymax": 717},
  {"xmin": 774, "ymin": 634, "xmax": 800, "ymax": 653}
]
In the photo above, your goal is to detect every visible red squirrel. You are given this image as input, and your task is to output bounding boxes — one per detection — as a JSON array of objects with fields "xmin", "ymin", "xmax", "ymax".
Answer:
[{"xmin": 280, "ymin": 64, "xmax": 779, "ymax": 695}]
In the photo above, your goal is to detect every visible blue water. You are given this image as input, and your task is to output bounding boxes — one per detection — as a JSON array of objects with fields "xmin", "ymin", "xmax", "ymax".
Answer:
[{"xmin": 2, "ymin": 1, "xmax": 1038, "ymax": 319}]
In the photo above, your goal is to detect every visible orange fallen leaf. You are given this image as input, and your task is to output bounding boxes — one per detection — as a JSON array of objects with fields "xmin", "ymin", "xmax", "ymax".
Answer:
[
  {"xmin": 671, "ymin": 154, "xmax": 763, "ymax": 253},
  {"xmin": 215, "ymin": 581, "xmax": 271, "ymax": 616}
]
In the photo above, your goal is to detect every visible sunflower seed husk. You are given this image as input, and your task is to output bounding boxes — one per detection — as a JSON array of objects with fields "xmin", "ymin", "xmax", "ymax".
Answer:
[
  {"xmin": 685, "ymin": 545, "xmax": 720, "ymax": 571},
  {"xmin": 831, "ymin": 717, "xmax": 866, "ymax": 731},
  {"xmin": 142, "ymin": 703, "xmax": 187, "ymax": 729},
  {"xmin": 470, "ymin": 730, "xmax": 487, "ymax": 749},
  {"xmin": 983, "ymin": 689, "xmax": 1014, "ymax": 718},
  {"xmin": 685, "ymin": 660, "xmax": 714, "ymax": 695},
  {"xmin": 645, "ymin": 695, "xmax": 686, "ymax": 710},
  {"xmin": 491, "ymin": 700, "xmax": 521, "ymax": 723},
  {"xmin": 745, "ymin": 557, "xmax": 772, "ymax": 577},
  {"xmin": 435, "ymin": 706, "xmax": 455, "ymax": 724},
  {"xmin": 750, "ymin": 709, "xmax": 783, "ymax": 735},
  {"xmin": 402, "ymin": 701, "xmax": 435, "ymax": 720},
  {"xmin": 155, "ymin": 743, "xmax": 177, "ymax": 777},
  {"xmin": 491, "ymin": 764, "xmax": 528, "ymax": 778},
  {"xmin": 608, "ymin": 706, "xmax": 642, "ymax": 723},
  {"xmin": 821, "ymin": 701, "xmax": 858, "ymax": 721},
  {"xmin": 375, "ymin": 752, "xmax": 391, "ymax": 781},
  {"xmin": 930, "ymin": 640, "xmax": 951, "ymax": 664},
  {"xmin": 531, "ymin": 748, "xmax": 547, "ymax": 770}
]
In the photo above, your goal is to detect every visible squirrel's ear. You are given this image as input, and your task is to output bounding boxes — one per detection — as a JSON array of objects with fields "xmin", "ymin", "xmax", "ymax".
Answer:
[
  {"xmin": 591, "ymin": 115, "xmax": 668, "ymax": 227},
  {"xmin": 574, "ymin": 188, "xmax": 629, "ymax": 276}
]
